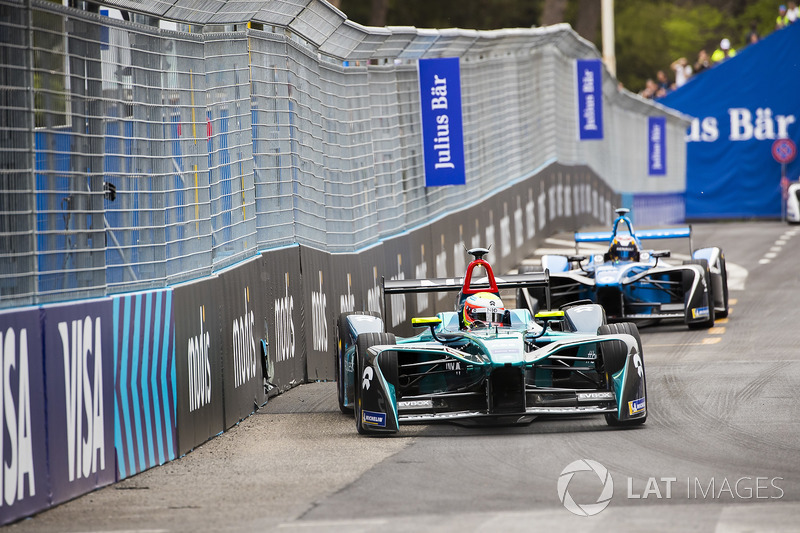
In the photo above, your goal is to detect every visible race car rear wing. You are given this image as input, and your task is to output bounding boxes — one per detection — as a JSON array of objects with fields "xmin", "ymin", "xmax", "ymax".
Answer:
[
  {"xmin": 383, "ymin": 272, "xmax": 549, "ymax": 294},
  {"xmin": 383, "ymin": 271, "xmax": 551, "ymax": 315},
  {"xmin": 574, "ymin": 226, "xmax": 693, "ymax": 254}
]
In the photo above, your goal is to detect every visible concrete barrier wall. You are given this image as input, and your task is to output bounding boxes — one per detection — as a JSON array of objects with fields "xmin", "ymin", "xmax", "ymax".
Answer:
[{"xmin": 0, "ymin": 161, "xmax": 617, "ymax": 525}]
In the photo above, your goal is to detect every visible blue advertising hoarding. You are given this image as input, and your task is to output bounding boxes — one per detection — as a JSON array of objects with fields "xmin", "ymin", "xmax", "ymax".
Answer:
[
  {"xmin": 659, "ymin": 22, "xmax": 800, "ymax": 218},
  {"xmin": 0, "ymin": 308, "xmax": 50, "ymax": 525},
  {"xmin": 418, "ymin": 57, "xmax": 466, "ymax": 187},
  {"xmin": 43, "ymin": 300, "xmax": 116, "ymax": 506},
  {"xmin": 576, "ymin": 58, "xmax": 604, "ymax": 140},
  {"xmin": 648, "ymin": 116, "xmax": 667, "ymax": 176},
  {"xmin": 113, "ymin": 290, "xmax": 177, "ymax": 480}
]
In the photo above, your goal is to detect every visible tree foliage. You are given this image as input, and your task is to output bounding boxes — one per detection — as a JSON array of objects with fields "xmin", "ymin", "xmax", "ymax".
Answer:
[
  {"xmin": 613, "ymin": 0, "xmax": 778, "ymax": 91},
  {"xmin": 338, "ymin": 0, "xmax": 782, "ymax": 92}
]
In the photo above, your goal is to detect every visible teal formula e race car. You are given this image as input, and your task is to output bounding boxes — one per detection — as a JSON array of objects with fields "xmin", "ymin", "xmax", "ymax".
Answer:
[{"xmin": 335, "ymin": 248, "xmax": 646, "ymax": 436}]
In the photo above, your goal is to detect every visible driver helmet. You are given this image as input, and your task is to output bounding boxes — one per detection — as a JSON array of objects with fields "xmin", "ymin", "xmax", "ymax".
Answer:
[
  {"xmin": 462, "ymin": 292, "xmax": 505, "ymax": 328},
  {"xmin": 609, "ymin": 235, "xmax": 638, "ymax": 262}
]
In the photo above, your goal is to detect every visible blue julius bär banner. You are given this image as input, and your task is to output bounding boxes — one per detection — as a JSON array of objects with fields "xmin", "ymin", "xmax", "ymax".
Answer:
[
  {"xmin": 576, "ymin": 58, "xmax": 604, "ymax": 140},
  {"xmin": 659, "ymin": 21, "xmax": 800, "ymax": 218},
  {"xmin": 418, "ymin": 57, "xmax": 466, "ymax": 187},
  {"xmin": 648, "ymin": 116, "xmax": 667, "ymax": 176}
]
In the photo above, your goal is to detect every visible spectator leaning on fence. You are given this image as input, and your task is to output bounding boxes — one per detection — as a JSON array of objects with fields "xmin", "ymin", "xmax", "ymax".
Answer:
[
  {"xmin": 639, "ymin": 78, "xmax": 658, "ymax": 99},
  {"xmin": 788, "ymin": 2, "xmax": 799, "ymax": 23},
  {"xmin": 656, "ymin": 70, "xmax": 670, "ymax": 94},
  {"xmin": 745, "ymin": 21, "xmax": 760, "ymax": 45},
  {"xmin": 694, "ymin": 49, "xmax": 711, "ymax": 74},
  {"xmin": 670, "ymin": 57, "xmax": 693, "ymax": 88},
  {"xmin": 711, "ymin": 38, "xmax": 736, "ymax": 64},
  {"xmin": 776, "ymin": 4, "xmax": 790, "ymax": 29}
]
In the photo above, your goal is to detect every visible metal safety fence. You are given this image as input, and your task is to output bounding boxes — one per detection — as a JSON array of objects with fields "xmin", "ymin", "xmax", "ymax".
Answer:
[{"xmin": 0, "ymin": 0, "xmax": 689, "ymax": 309}]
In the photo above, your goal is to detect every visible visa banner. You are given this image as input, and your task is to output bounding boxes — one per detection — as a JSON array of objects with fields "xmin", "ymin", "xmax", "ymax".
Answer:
[
  {"xmin": 43, "ymin": 300, "xmax": 116, "ymax": 506},
  {"xmin": 0, "ymin": 308, "xmax": 50, "ymax": 525},
  {"xmin": 648, "ymin": 116, "xmax": 667, "ymax": 176},
  {"xmin": 576, "ymin": 58, "xmax": 604, "ymax": 140},
  {"xmin": 418, "ymin": 57, "xmax": 466, "ymax": 187}
]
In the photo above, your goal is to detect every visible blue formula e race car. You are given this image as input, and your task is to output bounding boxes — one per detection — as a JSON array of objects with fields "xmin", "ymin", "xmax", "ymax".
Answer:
[
  {"xmin": 335, "ymin": 248, "xmax": 646, "ymax": 436},
  {"xmin": 518, "ymin": 208, "xmax": 729, "ymax": 329}
]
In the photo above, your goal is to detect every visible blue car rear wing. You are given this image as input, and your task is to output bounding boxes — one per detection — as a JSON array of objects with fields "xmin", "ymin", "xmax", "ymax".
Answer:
[
  {"xmin": 574, "ymin": 227, "xmax": 691, "ymax": 242},
  {"xmin": 635, "ymin": 227, "xmax": 692, "ymax": 240},
  {"xmin": 574, "ymin": 223, "xmax": 693, "ymax": 254}
]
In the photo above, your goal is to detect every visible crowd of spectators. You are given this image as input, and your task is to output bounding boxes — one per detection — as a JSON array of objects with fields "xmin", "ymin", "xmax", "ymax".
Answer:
[
  {"xmin": 776, "ymin": 2, "xmax": 799, "ymax": 28},
  {"xmin": 638, "ymin": 3, "xmax": 797, "ymax": 100}
]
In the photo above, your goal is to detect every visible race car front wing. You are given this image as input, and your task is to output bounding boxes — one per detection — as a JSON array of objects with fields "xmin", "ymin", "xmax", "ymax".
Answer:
[{"xmin": 356, "ymin": 334, "xmax": 646, "ymax": 434}]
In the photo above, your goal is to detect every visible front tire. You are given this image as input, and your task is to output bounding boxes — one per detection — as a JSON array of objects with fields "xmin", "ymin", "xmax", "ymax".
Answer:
[
  {"xmin": 717, "ymin": 253, "xmax": 730, "ymax": 318},
  {"xmin": 683, "ymin": 259, "xmax": 715, "ymax": 329},
  {"xmin": 354, "ymin": 332, "xmax": 396, "ymax": 435},
  {"xmin": 597, "ymin": 322, "xmax": 640, "ymax": 374},
  {"xmin": 598, "ymin": 322, "xmax": 646, "ymax": 427},
  {"xmin": 336, "ymin": 311, "xmax": 381, "ymax": 415}
]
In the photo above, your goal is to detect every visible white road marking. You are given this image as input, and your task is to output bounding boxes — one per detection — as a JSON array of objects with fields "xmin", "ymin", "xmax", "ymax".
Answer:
[
  {"xmin": 726, "ymin": 263, "xmax": 747, "ymax": 291},
  {"xmin": 757, "ymin": 227, "xmax": 798, "ymax": 264}
]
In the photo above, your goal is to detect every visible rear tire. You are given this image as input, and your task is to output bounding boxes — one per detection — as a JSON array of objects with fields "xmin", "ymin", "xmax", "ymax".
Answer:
[
  {"xmin": 354, "ymin": 332, "xmax": 396, "ymax": 435},
  {"xmin": 516, "ymin": 265, "xmax": 544, "ymax": 314},
  {"xmin": 598, "ymin": 322, "xmax": 646, "ymax": 427}
]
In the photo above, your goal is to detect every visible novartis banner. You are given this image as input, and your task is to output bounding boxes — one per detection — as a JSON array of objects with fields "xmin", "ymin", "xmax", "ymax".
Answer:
[{"xmin": 660, "ymin": 22, "xmax": 800, "ymax": 219}]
